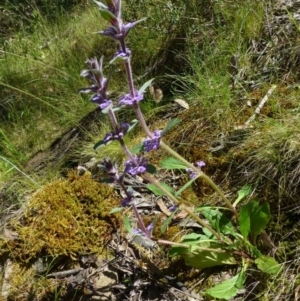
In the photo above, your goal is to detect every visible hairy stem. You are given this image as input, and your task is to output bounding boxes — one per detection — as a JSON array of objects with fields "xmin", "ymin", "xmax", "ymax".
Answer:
[
  {"xmin": 161, "ymin": 140, "xmax": 237, "ymax": 215},
  {"xmin": 143, "ymin": 173, "xmax": 224, "ymax": 242}
]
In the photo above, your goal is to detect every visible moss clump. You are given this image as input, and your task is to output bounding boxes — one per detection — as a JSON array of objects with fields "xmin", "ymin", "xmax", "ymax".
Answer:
[
  {"xmin": 3, "ymin": 170, "xmax": 120, "ymax": 260},
  {"xmin": 6, "ymin": 262, "xmax": 58, "ymax": 301}
]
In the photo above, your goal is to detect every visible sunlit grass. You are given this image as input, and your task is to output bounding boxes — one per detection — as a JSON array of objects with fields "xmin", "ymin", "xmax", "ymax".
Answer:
[{"xmin": 0, "ymin": 4, "xmax": 107, "ymax": 172}]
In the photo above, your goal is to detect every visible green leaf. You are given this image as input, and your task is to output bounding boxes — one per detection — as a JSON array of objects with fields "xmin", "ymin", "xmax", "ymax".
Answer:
[
  {"xmin": 161, "ymin": 119, "xmax": 181, "ymax": 136},
  {"xmin": 109, "ymin": 207, "xmax": 123, "ymax": 214},
  {"xmin": 109, "ymin": 54, "xmax": 129, "ymax": 64},
  {"xmin": 93, "ymin": 139, "xmax": 112, "ymax": 151},
  {"xmin": 202, "ymin": 226, "xmax": 214, "ymax": 238},
  {"xmin": 112, "ymin": 105, "xmax": 125, "ymax": 112},
  {"xmin": 236, "ymin": 269, "xmax": 246, "ymax": 289},
  {"xmin": 169, "ymin": 246, "xmax": 189, "ymax": 257},
  {"xmin": 239, "ymin": 204, "xmax": 251, "ymax": 239},
  {"xmin": 169, "ymin": 233, "xmax": 212, "ymax": 257},
  {"xmin": 233, "ymin": 184, "xmax": 252, "ymax": 207},
  {"xmin": 181, "ymin": 233, "xmax": 208, "ymax": 241},
  {"xmin": 255, "ymin": 256, "xmax": 281, "ymax": 275},
  {"xmin": 146, "ymin": 164, "xmax": 157, "ymax": 174},
  {"xmin": 138, "ymin": 78, "xmax": 154, "ymax": 95},
  {"xmin": 93, "ymin": 0, "xmax": 108, "ymax": 10},
  {"xmin": 124, "ymin": 215, "xmax": 132, "ymax": 234},
  {"xmin": 247, "ymin": 243, "xmax": 262, "ymax": 258},
  {"xmin": 181, "ymin": 240, "xmax": 237, "ymax": 269},
  {"xmin": 99, "ymin": 9, "xmax": 117, "ymax": 23},
  {"xmin": 160, "ymin": 157, "xmax": 188, "ymax": 170},
  {"xmin": 147, "ymin": 182, "xmax": 175, "ymax": 196},
  {"xmin": 130, "ymin": 143, "xmax": 143, "ymax": 155},
  {"xmin": 206, "ymin": 272, "xmax": 245, "ymax": 300},
  {"xmin": 161, "ymin": 209, "xmax": 177, "ymax": 234},
  {"xmin": 239, "ymin": 200, "xmax": 271, "ymax": 239},
  {"xmin": 128, "ymin": 119, "xmax": 138, "ymax": 132},
  {"xmin": 251, "ymin": 202, "xmax": 271, "ymax": 237},
  {"xmin": 201, "ymin": 208, "xmax": 235, "ymax": 235},
  {"xmin": 175, "ymin": 175, "xmax": 201, "ymax": 197}
]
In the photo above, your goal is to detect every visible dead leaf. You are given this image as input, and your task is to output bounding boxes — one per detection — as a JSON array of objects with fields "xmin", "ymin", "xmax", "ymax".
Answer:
[
  {"xmin": 174, "ymin": 98, "xmax": 189, "ymax": 109},
  {"xmin": 157, "ymin": 199, "xmax": 172, "ymax": 216},
  {"xmin": 175, "ymin": 205, "xmax": 195, "ymax": 220}
]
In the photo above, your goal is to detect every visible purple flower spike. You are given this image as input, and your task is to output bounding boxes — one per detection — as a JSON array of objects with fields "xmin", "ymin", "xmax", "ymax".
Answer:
[
  {"xmin": 79, "ymin": 56, "xmax": 112, "ymax": 112},
  {"xmin": 98, "ymin": 158, "xmax": 120, "ymax": 182},
  {"xmin": 100, "ymin": 21, "xmax": 141, "ymax": 42},
  {"xmin": 124, "ymin": 156, "xmax": 148, "ymax": 176},
  {"xmin": 143, "ymin": 130, "xmax": 162, "ymax": 152},
  {"xmin": 118, "ymin": 89, "xmax": 144, "ymax": 106},
  {"xmin": 103, "ymin": 122, "xmax": 130, "ymax": 144}
]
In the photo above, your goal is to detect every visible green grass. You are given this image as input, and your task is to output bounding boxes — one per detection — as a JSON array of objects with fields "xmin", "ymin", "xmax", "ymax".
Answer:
[
  {"xmin": 0, "ymin": 4, "xmax": 107, "ymax": 181},
  {"xmin": 0, "ymin": 0, "xmax": 185, "ymax": 183},
  {"xmin": 1, "ymin": 1, "xmax": 300, "ymax": 299}
]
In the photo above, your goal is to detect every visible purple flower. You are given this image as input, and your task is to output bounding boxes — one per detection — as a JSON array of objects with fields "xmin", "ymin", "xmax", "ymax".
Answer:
[
  {"xmin": 124, "ymin": 156, "xmax": 148, "ymax": 176},
  {"xmin": 169, "ymin": 205, "xmax": 178, "ymax": 212},
  {"xmin": 186, "ymin": 168, "xmax": 197, "ymax": 180},
  {"xmin": 98, "ymin": 158, "xmax": 120, "ymax": 182},
  {"xmin": 121, "ymin": 190, "xmax": 134, "ymax": 207},
  {"xmin": 79, "ymin": 57, "xmax": 112, "ymax": 111},
  {"xmin": 196, "ymin": 161, "xmax": 206, "ymax": 169},
  {"xmin": 112, "ymin": 48, "xmax": 131, "ymax": 62},
  {"xmin": 100, "ymin": 26, "xmax": 121, "ymax": 41},
  {"xmin": 100, "ymin": 23, "xmax": 132, "ymax": 41},
  {"xmin": 103, "ymin": 122, "xmax": 130, "ymax": 143},
  {"xmin": 133, "ymin": 223, "xmax": 153, "ymax": 236},
  {"xmin": 90, "ymin": 94, "xmax": 112, "ymax": 110},
  {"xmin": 186, "ymin": 161, "xmax": 206, "ymax": 179},
  {"xmin": 118, "ymin": 89, "xmax": 144, "ymax": 106},
  {"xmin": 143, "ymin": 130, "xmax": 162, "ymax": 152}
]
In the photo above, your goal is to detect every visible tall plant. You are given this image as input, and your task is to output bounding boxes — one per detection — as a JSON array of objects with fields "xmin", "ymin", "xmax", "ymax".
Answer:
[{"xmin": 79, "ymin": 1, "xmax": 280, "ymax": 298}]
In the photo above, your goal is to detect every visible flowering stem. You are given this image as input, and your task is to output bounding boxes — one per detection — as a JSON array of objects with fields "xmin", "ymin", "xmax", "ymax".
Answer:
[
  {"xmin": 108, "ymin": 108, "xmax": 137, "ymax": 163},
  {"xmin": 131, "ymin": 202, "xmax": 151, "ymax": 238},
  {"xmin": 160, "ymin": 140, "xmax": 237, "ymax": 216},
  {"xmin": 157, "ymin": 240, "xmax": 231, "ymax": 252},
  {"xmin": 108, "ymin": 109, "xmax": 119, "ymax": 131},
  {"xmin": 117, "ymin": 58, "xmax": 235, "ymax": 214},
  {"xmin": 156, "ymin": 240, "xmax": 189, "ymax": 248},
  {"xmin": 201, "ymin": 172, "xmax": 238, "ymax": 217},
  {"xmin": 133, "ymin": 102, "xmax": 153, "ymax": 137},
  {"xmin": 143, "ymin": 173, "xmax": 224, "ymax": 242},
  {"xmin": 119, "ymin": 139, "xmax": 136, "ymax": 162},
  {"xmin": 119, "ymin": 40, "xmax": 135, "ymax": 98},
  {"xmin": 119, "ymin": 39, "xmax": 153, "ymax": 138}
]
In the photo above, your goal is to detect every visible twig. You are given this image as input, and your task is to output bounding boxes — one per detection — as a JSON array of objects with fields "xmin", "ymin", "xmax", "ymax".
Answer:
[
  {"xmin": 47, "ymin": 268, "xmax": 83, "ymax": 278},
  {"xmin": 244, "ymin": 85, "xmax": 277, "ymax": 126}
]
